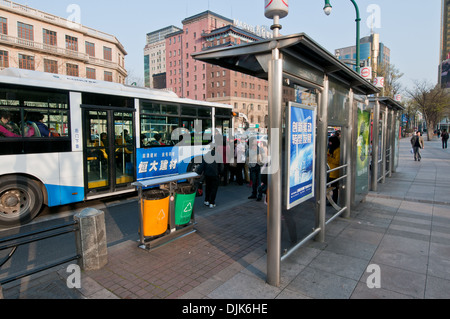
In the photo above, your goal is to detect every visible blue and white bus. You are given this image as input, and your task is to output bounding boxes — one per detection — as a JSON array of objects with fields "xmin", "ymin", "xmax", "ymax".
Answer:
[{"xmin": 0, "ymin": 69, "xmax": 233, "ymax": 228}]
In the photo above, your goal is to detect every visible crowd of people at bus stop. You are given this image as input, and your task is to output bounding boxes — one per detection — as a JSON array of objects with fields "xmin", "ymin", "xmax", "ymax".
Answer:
[
  {"xmin": 196, "ymin": 130, "xmax": 345, "ymax": 210},
  {"xmin": 196, "ymin": 134, "xmax": 269, "ymax": 209}
]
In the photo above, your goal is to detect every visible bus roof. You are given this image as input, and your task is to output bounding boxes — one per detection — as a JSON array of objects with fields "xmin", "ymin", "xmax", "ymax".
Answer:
[{"xmin": 0, "ymin": 68, "xmax": 232, "ymax": 109}]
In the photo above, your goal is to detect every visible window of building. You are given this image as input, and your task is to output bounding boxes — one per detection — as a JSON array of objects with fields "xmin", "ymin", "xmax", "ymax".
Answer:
[
  {"xmin": 18, "ymin": 54, "xmax": 34, "ymax": 70},
  {"xmin": 0, "ymin": 50, "xmax": 8, "ymax": 68},
  {"xmin": 86, "ymin": 67, "xmax": 96, "ymax": 79},
  {"xmin": 0, "ymin": 17, "xmax": 7, "ymax": 35},
  {"xmin": 18, "ymin": 22, "xmax": 33, "ymax": 40},
  {"xmin": 104, "ymin": 71, "xmax": 113, "ymax": 82},
  {"xmin": 44, "ymin": 59, "xmax": 58, "ymax": 74},
  {"xmin": 103, "ymin": 46, "xmax": 112, "ymax": 61},
  {"xmin": 66, "ymin": 63, "xmax": 79, "ymax": 77},
  {"xmin": 43, "ymin": 29, "xmax": 57, "ymax": 46},
  {"xmin": 85, "ymin": 41, "xmax": 95, "ymax": 57},
  {"xmin": 65, "ymin": 35, "xmax": 78, "ymax": 51}
]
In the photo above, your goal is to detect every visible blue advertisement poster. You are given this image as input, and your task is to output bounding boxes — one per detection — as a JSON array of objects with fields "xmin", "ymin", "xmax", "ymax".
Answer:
[
  {"xmin": 286, "ymin": 102, "xmax": 316, "ymax": 210},
  {"xmin": 136, "ymin": 147, "xmax": 182, "ymax": 181}
]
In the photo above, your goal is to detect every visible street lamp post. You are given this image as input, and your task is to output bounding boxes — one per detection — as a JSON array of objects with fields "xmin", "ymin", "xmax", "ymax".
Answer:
[{"xmin": 324, "ymin": 0, "xmax": 361, "ymax": 74}]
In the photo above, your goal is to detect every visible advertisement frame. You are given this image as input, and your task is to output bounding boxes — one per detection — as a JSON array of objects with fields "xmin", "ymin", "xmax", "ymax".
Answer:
[{"xmin": 286, "ymin": 102, "xmax": 317, "ymax": 210}]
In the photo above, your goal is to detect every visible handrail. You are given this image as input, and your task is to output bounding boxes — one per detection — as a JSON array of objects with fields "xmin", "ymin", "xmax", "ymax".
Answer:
[{"xmin": 0, "ymin": 220, "xmax": 80, "ymax": 286}]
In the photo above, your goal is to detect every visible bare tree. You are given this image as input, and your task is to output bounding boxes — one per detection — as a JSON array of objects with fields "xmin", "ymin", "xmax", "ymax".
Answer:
[
  {"xmin": 406, "ymin": 80, "xmax": 450, "ymax": 140},
  {"xmin": 377, "ymin": 62, "xmax": 404, "ymax": 98},
  {"xmin": 125, "ymin": 68, "xmax": 144, "ymax": 87}
]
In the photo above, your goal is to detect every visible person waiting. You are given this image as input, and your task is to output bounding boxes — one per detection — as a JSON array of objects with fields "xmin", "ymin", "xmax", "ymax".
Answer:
[
  {"xmin": 28, "ymin": 112, "xmax": 51, "ymax": 137},
  {"xmin": 327, "ymin": 135, "xmax": 341, "ymax": 205},
  {"xmin": 0, "ymin": 110, "xmax": 21, "ymax": 138}
]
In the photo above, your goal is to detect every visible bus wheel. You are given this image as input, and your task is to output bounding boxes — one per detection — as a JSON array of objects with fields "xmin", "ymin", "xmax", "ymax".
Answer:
[{"xmin": 0, "ymin": 176, "xmax": 43, "ymax": 228}]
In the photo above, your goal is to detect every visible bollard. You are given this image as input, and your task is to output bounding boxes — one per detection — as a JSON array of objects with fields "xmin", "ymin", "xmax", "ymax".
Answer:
[{"xmin": 74, "ymin": 208, "xmax": 108, "ymax": 271}]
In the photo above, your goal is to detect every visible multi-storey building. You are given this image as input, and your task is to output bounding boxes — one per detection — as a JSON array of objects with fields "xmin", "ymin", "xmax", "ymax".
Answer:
[
  {"xmin": 335, "ymin": 34, "xmax": 390, "ymax": 75},
  {"xmin": 165, "ymin": 11, "xmax": 233, "ymax": 100},
  {"xmin": 144, "ymin": 25, "xmax": 181, "ymax": 88},
  {"xmin": 440, "ymin": 0, "xmax": 450, "ymax": 89},
  {"xmin": 204, "ymin": 24, "xmax": 294, "ymax": 132},
  {"xmin": 157, "ymin": 11, "xmax": 287, "ymax": 132},
  {"xmin": 0, "ymin": 0, "xmax": 127, "ymax": 83}
]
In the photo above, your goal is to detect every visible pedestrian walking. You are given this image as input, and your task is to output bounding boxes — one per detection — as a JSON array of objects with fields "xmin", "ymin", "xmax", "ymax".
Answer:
[
  {"xmin": 221, "ymin": 136, "xmax": 231, "ymax": 186},
  {"xmin": 196, "ymin": 146, "xmax": 223, "ymax": 208},
  {"xmin": 410, "ymin": 131, "xmax": 424, "ymax": 161},
  {"xmin": 441, "ymin": 129, "xmax": 449, "ymax": 149},
  {"xmin": 247, "ymin": 138, "xmax": 266, "ymax": 200}
]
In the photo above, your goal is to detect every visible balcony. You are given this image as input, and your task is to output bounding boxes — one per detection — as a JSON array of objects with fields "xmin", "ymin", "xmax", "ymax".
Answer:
[
  {"xmin": 0, "ymin": 34, "xmax": 127, "ymax": 76},
  {"xmin": 0, "ymin": 34, "xmax": 90, "ymax": 61}
]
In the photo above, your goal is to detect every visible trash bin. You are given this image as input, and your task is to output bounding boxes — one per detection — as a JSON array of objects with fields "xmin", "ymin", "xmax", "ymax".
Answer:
[
  {"xmin": 174, "ymin": 183, "xmax": 196, "ymax": 226},
  {"xmin": 142, "ymin": 189, "xmax": 170, "ymax": 237}
]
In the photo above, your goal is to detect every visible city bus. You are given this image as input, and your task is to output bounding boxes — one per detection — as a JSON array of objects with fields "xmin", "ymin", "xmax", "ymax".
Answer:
[{"xmin": 0, "ymin": 68, "xmax": 233, "ymax": 228}]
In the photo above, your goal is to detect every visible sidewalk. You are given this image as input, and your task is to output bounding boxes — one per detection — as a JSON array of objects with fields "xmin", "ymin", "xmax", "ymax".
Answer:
[{"xmin": 2, "ymin": 136, "xmax": 450, "ymax": 299}]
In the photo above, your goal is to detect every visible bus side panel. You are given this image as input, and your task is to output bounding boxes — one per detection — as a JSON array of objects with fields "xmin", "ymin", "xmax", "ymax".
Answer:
[
  {"xmin": 54, "ymin": 152, "xmax": 84, "ymax": 206},
  {"xmin": 0, "ymin": 153, "xmax": 84, "ymax": 207}
]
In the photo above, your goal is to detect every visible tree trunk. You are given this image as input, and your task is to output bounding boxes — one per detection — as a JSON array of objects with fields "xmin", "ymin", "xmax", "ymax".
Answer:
[{"xmin": 426, "ymin": 120, "xmax": 434, "ymax": 141}]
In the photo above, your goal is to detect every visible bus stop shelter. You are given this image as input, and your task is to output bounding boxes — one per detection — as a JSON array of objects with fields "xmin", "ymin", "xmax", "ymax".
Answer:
[
  {"xmin": 369, "ymin": 96, "xmax": 405, "ymax": 192},
  {"xmin": 193, "ymin": 33, "xmax": 380, "ymax": 287}
]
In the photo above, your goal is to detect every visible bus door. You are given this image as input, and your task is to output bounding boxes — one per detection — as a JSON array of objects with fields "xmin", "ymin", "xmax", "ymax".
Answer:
[{"xmin": 83, "ymin": 108, "xmax": 135, "ymax": 196}]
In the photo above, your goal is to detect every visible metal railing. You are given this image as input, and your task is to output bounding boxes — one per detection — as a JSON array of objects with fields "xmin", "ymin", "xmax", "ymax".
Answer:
[
  {"xmin": 325, "ymin": 163, "xmax": 348, "ymax": 224},
  {"xmin": 281, "ymin": 162, "xmax": 349, "ymax": 262},
  {"xmin": 0, "ymin": 221, "xmax": 80, "ymax": 286}
]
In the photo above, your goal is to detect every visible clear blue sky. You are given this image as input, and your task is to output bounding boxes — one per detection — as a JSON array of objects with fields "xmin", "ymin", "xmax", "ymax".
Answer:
[{"xmin": 15, "ymin": 0, "xmax": 441, "ymax": 93}]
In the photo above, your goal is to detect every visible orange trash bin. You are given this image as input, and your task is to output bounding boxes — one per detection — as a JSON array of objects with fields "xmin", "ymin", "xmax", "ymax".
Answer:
[{"xmin": 142, "ymin": 189, "xmax": 170, "ymax": 237}]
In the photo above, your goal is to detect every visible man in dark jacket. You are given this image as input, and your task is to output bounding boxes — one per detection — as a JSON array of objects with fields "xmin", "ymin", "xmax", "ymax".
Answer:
[
  {"xmin": 410, "ymin": 131, "xmax": 424, "ymax": 161},
  {"xmin": 442, "ymin": 129, "xmax": 449, "ymax": 149},
  {"xmin": 196, "ymin": 147, "xmax": 223, "ymax": 208}
]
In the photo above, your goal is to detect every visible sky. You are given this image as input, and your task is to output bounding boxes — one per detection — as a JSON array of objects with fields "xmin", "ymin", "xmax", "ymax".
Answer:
[{"xmin": 13, "ymin": 0, "xmax": 442, "ymax": 93}]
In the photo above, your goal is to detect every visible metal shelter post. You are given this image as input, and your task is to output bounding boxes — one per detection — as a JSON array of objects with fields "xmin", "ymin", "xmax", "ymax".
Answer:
[
  {"xmin": 389, "ymin": 109, "xmax": 395, "ymax": 176},
  {"xmin": 381, "ymin": 106, "xmax": 388, "ymax": 183},
  {"xmin": 316, "ymin": 76, "xmax": 329, "ymax": 243},
  {"xmin": 371, "ymin": 99, "xmax": 380, "ymax": 191},
  {"xmin": 343, "ymin": 89, "xmax": 354, "ymax": 219},
  {"xmin": 266, "ymin": 21, "xmax": 283, "ymax": 290}
]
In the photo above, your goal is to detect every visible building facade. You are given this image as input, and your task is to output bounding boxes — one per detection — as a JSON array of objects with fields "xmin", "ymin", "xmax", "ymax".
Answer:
[
  {"xmin": 144, "ymin": 25, "xmax": 181, "ymax": 88},
  {"xmin": 0, "ymin": 0, "xmax": 127, "ymax": 83},
  {"xmin": 335, "ymin": 34, "xmax": 390, "ymax": 75},
  {"xmin": 151, "ymin": 11, "xmax": 289, "ymax": 132},
  {"xmin": 165, "ymin": 11, "xmax": 234, "ymax": 100},
  {"xmin": 440, "ymin": 0, "xmax": 450, "ymax": 89}
]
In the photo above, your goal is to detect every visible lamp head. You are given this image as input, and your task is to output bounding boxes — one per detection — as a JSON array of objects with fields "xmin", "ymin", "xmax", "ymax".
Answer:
[{"xmin": 324, "ymin": 0, "xmax": 332, "ymax": 16}]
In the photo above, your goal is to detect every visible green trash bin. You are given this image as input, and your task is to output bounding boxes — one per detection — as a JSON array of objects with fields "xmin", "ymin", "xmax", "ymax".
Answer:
[{"xmin": 174, "ymin": 183, "xmax": 196, "ymax": 226}]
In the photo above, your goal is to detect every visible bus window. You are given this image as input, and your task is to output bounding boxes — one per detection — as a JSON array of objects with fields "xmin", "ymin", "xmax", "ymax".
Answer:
[
  {"xmin": 140, "ymin": 115, "xmax": 179, "ymax": 147},
  {"xmin": 0, "ymin": 86, "xmax": 70, "ymax": 155},
  {"xmin": 0, "ymin": 108, "xmax": 21, "ymax": 138}
]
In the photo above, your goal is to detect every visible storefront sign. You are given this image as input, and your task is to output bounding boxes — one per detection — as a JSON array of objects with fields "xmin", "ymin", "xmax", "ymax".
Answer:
[{"xmin": 286, "ymin": 102, "xmax": 316, "ymax": 210}]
